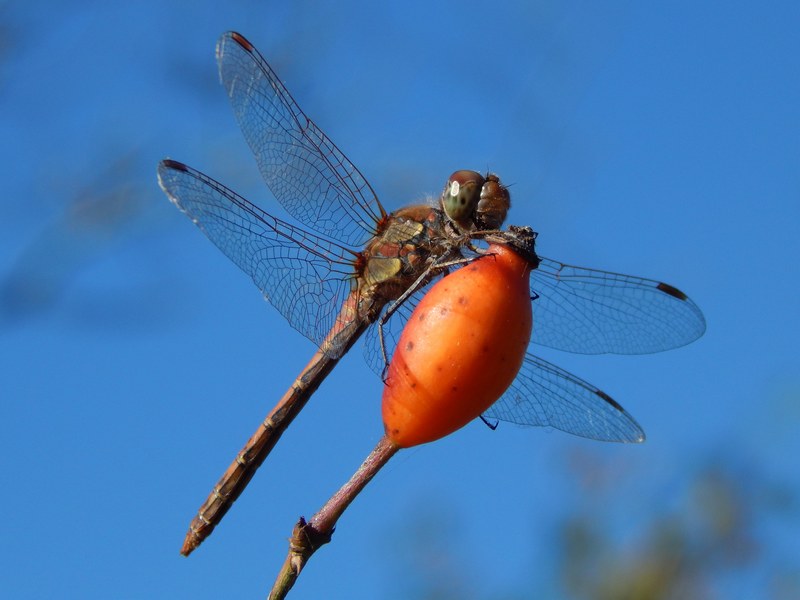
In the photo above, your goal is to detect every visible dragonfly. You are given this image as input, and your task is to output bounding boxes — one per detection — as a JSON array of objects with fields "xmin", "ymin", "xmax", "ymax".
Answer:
[{"xmin": 158, "ymin": 31, "xmax": 706, "ymax": 556}]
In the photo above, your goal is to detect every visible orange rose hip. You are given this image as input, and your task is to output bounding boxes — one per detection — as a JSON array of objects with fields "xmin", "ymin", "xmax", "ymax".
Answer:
[{"xmin": 382, "ymin": 242, "xmax": 534, "ymax": 447}]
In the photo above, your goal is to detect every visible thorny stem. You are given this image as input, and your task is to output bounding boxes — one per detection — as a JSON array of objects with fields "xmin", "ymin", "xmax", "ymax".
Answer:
[{"xmin": 268, "ymin": 435, "xmax": 400, "ymax": 599}]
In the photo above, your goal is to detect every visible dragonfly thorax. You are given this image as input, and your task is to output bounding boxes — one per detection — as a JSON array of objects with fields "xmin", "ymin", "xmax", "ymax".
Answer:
[{"xmin": 360, "ymin": 204, "xmax": 450, "ymax": 294}]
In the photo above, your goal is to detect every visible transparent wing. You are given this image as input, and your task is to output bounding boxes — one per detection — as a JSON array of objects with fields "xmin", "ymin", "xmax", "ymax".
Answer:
[
  {"xmin": 530, "ymin": 257, "xmax": 706, "ymax": 355},
  {"xmin": 216, "ymin": 31, "xmax": 386, "ymax": 247},
  {"xmin": 157, "ymin": 159, "xmax": 358, "ymax": 356},
  {"xmin": 485, "ymin": 354, "xmax": 645, "ymax": 443}
]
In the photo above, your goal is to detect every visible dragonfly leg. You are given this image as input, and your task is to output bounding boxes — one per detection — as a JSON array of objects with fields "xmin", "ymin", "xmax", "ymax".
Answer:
[
  {"xmin": 479, "ymin": 415, "xmax": 499, "ymax": 430},
  {"xmin": 377, "ymin": 253, "xmax": 484, "ymax": 377}
]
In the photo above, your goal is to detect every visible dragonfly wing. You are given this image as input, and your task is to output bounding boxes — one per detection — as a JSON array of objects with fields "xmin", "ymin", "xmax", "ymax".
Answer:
[
  {"xmin": 158, "ymin": 159, "xmax": 356, "ymax": 357},
  {"xmin": 216, "ymin": 32, "xmax": 385, "ymax": 248},
  {"xmin": 530, "ymin": 257, "xmax": 706, "ymax": 355},
  {"xmin": 485, "ymin": 354, "xmax": 645, "ymax": 443}
]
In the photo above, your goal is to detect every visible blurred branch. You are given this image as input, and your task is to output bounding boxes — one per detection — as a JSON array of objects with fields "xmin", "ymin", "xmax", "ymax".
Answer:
[{"xmin": 556, "ymin": 451, "xmax": 798, "ymax": 600}]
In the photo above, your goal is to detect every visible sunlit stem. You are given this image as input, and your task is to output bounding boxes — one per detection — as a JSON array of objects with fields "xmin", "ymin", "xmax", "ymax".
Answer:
[{"xmin": 268, "ymin": 435, "xmax": 400, "ymax": 599}]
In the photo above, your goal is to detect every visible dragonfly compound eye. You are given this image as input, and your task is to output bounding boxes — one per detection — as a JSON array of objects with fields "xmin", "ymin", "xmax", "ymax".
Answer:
[
  {"xmin": 474, "ymin": 174, "xmax": 510, "ymax": 231},
  {"xmin": 442, "ymin": 170, "xmax": 485, "ymax": 228}
]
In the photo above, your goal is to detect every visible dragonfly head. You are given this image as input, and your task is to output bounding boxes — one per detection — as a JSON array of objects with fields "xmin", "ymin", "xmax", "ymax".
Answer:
[
  {"xmin": 475, "ymin": 173, "xmax": 510, "ymax": 231},
  {"xmin": 442, "ymin": 170, "xmax": 510, "ymax": 232},
  {"xmin": 442, "ymin": 170, "xmax": 483, "ymax": 229}
]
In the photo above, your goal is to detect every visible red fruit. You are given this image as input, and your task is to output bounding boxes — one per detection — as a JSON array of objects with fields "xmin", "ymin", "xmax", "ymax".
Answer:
[{"xmin": 382, "ymin": 242, "xmax": 533, "ymax": 448}]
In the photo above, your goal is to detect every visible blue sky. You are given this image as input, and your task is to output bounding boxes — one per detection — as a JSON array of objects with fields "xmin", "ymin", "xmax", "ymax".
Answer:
[{"xmin": 1, "ymin": 1, "xmax": 798, "ymax": 598}]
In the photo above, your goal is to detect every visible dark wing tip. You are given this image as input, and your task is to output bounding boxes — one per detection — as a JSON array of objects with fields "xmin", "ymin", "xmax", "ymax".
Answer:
[
  {"xmin": 160, "ymin": 158, "xmax": 188, "ymax": 172},
  {"xmin": 595, "ymin": 389, "xmax": 624, "ymax": 412},
  {"xmin": 656, "ymin": 281, "xmax": 688, "ymax": 301},
  {"xmin": 228, "ymin": 31, "xmax": 254, "ymax": 52},
  {"xmin": 594, "ymin": 389, "xmax": 647, "ymax": 443}
]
